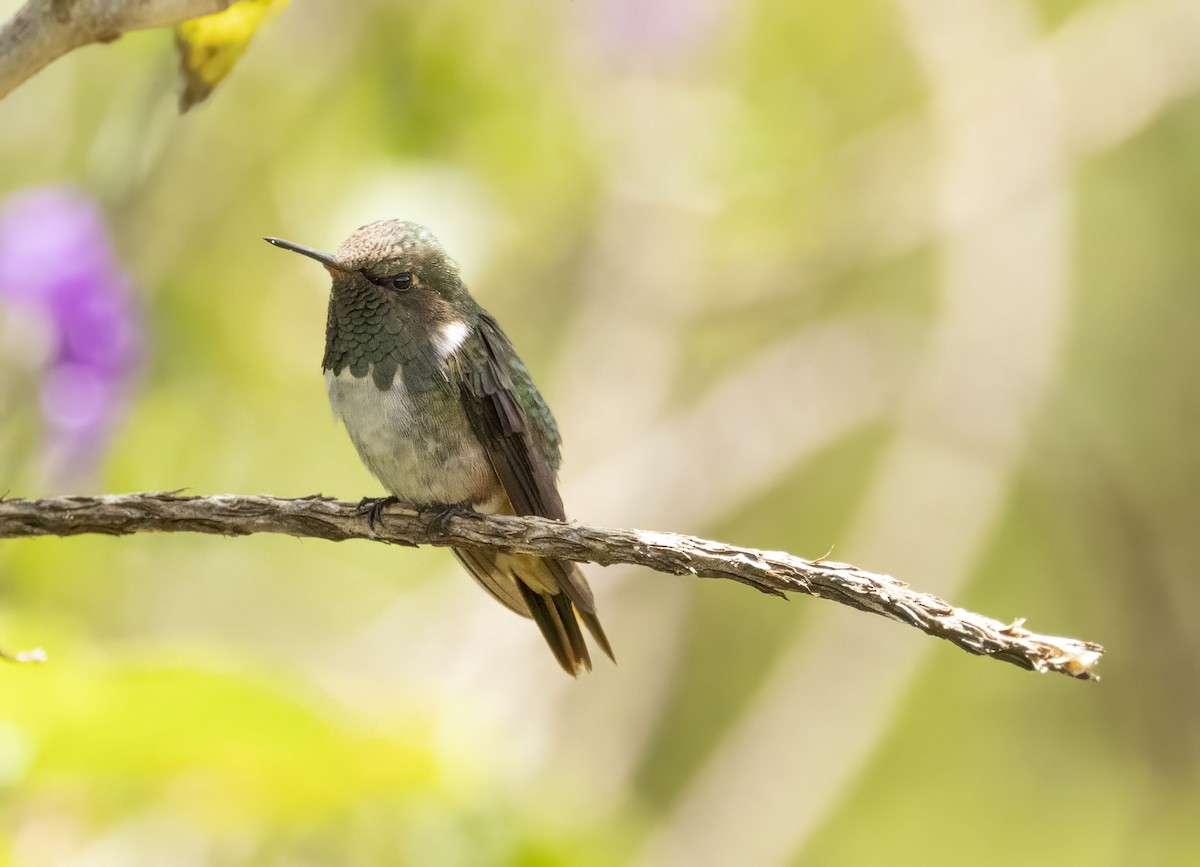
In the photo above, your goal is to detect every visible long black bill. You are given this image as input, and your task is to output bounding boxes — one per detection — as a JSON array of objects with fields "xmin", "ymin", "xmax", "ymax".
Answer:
[{"xmin": 263, "ymin": 237, "xmax": 343, "ymax": 271}]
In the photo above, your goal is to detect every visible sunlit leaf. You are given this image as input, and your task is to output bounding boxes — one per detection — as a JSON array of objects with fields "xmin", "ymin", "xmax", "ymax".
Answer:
[{"xmin": 174, "ymin": 0, "xmax": 291, "ymax": 112}]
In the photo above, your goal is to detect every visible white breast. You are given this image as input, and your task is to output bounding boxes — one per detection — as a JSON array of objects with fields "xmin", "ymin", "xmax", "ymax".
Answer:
[
  {"xmin": 325, "ymin": 367, "xmax": 419, "ymax": 494},
  {"xmin": 324, "ymin": 364, "xmax": 495, "ymax": 506},
  {"xmin": 325, "ymin": 367, "xmax": 415, "ymax": 430}
]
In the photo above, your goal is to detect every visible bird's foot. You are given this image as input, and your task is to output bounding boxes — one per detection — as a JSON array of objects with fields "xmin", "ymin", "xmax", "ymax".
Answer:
[
  {"xmin": 356, "ymin": 495, "xmax": 400, "ymax": 531},
  {"xmin": 420, "ymin": 500, "xmax": 474, "ymax": 534}
]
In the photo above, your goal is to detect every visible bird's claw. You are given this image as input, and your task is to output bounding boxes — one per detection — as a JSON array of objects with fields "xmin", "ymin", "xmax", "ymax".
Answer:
[
  {"xmin": 420, "ymin": 500, "xmax": 473, "ymax": 534},
  {"xmin": 356, "ymin": 496, "xmax": 399, "ymax": 531}
]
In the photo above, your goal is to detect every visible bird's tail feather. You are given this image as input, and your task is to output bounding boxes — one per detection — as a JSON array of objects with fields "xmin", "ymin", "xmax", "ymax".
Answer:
[
  {"xmin": 453, "ymin": 547, "xmax": 613, "ymax": 675},
  {"xmin": 578, "ymin": 606, "xmax": 615, "ymax": 663},
  {"xmin": 521, "ymin": 582, "xmax": 590, "ymax": 675}
]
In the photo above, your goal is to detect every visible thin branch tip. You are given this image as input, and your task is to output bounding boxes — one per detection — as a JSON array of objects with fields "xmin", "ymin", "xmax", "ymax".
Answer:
[{"xmin": 0, "ymin": 645, "xmax": 48, "ymax": 664}]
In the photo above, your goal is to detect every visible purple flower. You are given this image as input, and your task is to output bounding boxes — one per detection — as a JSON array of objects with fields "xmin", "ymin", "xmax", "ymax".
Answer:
[{"xmin": 0, "ymin": 187, "xmax": 143, "ymax": 487}]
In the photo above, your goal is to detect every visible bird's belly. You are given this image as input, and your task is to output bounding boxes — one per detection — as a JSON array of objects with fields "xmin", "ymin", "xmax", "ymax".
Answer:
[{"xmin": 325, "ymin": 369, "xmax": 498, "ymax": 507}]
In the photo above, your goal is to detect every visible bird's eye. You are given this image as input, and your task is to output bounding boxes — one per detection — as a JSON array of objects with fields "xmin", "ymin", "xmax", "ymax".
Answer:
[{"xmin": 363, "ymin": 271, "xmax": 414, "ymax": 292}]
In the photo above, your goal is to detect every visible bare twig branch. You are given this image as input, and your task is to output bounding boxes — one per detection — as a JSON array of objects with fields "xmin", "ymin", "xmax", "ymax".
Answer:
[
  {"xmin": 0, "ymin": 492, "xmax": 1103, "ymax": 679},
  {"xmin": 0, "ymin": 0, "xmax": 232, "ymax": 99}
]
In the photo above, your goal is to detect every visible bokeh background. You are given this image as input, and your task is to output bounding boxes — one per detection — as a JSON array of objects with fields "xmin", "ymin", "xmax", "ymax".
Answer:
[{"xmin": 2, "ymin": 0, "xmax": 1199, "ymax": 864}]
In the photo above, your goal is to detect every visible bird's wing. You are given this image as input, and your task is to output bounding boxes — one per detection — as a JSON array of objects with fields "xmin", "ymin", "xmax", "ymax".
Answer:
[{"xmin": 454, "ymin": 312, "xmax": 596, "ymax": 615}]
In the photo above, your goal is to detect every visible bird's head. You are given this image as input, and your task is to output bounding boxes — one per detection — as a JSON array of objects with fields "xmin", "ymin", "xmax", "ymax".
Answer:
[{"xmin": 266, "ymin": 219, "xmax": 475, "ymax": 328}]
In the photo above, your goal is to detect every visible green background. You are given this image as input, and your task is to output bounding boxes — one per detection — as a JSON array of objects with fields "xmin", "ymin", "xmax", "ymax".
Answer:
[{"xmin": 1, "ymin": 0, "xmax": 1198, "ymax": 864}]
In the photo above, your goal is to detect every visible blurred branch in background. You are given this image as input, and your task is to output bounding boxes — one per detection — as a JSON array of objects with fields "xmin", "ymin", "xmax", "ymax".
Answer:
[
  {"xmin": 0, "ymin": 0, "xmax": 232, "ymax": 99},
  {"xmin": 0, "ymin": 492, "xmax": 1103, "ymax": 679}
]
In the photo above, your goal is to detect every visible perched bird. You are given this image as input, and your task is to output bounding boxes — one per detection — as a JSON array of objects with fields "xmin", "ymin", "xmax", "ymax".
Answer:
[{"xmin": 266, "ymin": 220, "xmax": 612, "ymax": 674}]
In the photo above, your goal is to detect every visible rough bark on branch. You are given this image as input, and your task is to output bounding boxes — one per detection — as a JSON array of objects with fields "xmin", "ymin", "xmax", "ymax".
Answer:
[
  {"xmin": 0, "ymin": 492, "xmax": 1104, "ymax": 679},
  {"xmin": 0, "ymin": 0, "xmax": 232, "ymax": 99}
]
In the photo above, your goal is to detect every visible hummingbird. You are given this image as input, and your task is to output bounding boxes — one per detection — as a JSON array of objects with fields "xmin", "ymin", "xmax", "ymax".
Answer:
[{"xmin": 265, "ymin": 220, "xmax": 612, "ymax": 675}]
